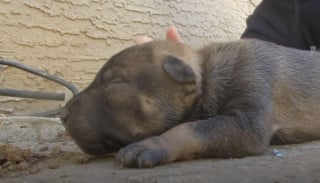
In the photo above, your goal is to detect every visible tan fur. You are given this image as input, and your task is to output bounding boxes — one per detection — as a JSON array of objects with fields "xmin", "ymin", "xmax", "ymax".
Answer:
[{"xmin": 61, "ymin": 39, "xmax": 320, "ymax": 168}]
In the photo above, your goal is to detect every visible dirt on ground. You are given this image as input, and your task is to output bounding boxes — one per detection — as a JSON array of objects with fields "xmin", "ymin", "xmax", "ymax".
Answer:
[
  {"xmin": 0, "ymin": 117, "xmax": 319, "ymax": 183},
  {"xmin": 0, "ymin": 134, "xmax": 90, "ymax": 179},
  {"xmin": 1, "ymin": 137, "xmax": 320, "ymax": 183}
]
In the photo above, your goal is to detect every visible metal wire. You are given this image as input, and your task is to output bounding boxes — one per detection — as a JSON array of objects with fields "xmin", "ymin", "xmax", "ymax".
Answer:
[
  {"xmin": 0, "ymin": 58, "xmax": 79, "ymax": 95},
  {"xmin": 0, "ymin": 88, "xmax": 65, "ymax": 101},
  {"xmin": 0, "ymin": 57, "xmax": 79, "ymax": 117}
]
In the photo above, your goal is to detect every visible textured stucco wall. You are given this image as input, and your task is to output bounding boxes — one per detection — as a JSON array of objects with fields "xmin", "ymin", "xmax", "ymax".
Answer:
[{"xmin": 0, "ymin": 0, "xmax": 261, "ymax": 115}]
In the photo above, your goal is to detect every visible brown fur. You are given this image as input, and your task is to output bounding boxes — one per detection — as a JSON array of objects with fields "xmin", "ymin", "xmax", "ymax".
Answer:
[{"xmin": 61, "ymin": 39, "xmax": 320, "ymax": 168}]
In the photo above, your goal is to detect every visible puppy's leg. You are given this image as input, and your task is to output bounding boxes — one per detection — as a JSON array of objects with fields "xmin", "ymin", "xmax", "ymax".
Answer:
[{"xmin": 115, "ymin": 112, "xmax": 271, "ymax": 168}]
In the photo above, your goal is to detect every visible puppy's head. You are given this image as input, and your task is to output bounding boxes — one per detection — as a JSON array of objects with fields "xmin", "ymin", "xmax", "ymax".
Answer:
[{"xmin": 61, "ymin": 41, "xmax": 201, "ymax": 155}]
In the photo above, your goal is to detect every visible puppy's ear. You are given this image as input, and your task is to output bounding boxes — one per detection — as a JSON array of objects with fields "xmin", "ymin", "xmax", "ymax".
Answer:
[{"xmin": 162, "ymin": 55, "xmax": 195, "ymax": 83}]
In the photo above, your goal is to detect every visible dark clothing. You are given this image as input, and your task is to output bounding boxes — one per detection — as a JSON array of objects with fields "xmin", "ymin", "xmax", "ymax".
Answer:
[{"xmin": 241, "ymin": 0, "xmax": 320, "ymax": 50}]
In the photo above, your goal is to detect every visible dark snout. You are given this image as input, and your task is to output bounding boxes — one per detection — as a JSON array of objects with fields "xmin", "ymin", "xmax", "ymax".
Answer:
[
  {"xmin": 60, "ymin": 107, "xmax": 70, "ymax": 126},
  {"xmin": 60, "ymin": 91, "xmax": 123, "ymax": 155}
]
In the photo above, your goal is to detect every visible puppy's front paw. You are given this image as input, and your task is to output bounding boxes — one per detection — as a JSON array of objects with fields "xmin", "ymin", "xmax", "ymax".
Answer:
[{"xmin": 115, "ymin": 137, "xmax": 169, "ymax": 168}]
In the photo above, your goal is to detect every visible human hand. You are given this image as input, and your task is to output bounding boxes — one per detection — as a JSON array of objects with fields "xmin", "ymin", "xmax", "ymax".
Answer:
[{"xmin": 134, "ymin": 26, "xmax": 183, "ymax": 44}]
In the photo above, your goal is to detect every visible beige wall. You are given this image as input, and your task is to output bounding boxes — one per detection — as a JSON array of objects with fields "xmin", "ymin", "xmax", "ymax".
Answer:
[{"xmin": 0, "ymin": 0, "xmax": 260, "ymax": 116}]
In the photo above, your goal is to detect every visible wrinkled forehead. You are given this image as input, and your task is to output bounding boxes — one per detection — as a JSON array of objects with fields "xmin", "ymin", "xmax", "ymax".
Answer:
[{"xmin": 96, "ymin": 41, "xmax": 197, "ymax": 82}]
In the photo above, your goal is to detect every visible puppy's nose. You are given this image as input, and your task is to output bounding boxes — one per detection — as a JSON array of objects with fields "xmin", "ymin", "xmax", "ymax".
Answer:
[{"xmin": 60, "ymin": 108, "xmax": 70, "ymax": 125}]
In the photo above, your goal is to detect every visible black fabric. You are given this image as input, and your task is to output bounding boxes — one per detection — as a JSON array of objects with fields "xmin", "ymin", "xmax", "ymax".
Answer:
[{"xmin": 241, "ymin": 0, "xmax": 320, "ymax": 50}]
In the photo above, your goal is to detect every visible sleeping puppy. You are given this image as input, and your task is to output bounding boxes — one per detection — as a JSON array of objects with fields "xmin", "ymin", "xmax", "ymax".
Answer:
[{"xmin": 61, "ymin": 39, "xmax": 320, "ymax": 168}]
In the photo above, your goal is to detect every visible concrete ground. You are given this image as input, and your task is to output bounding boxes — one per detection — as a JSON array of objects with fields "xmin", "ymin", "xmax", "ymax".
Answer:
[{"xmin": 1, "ymin": 117, "xmax": 320, "ymax": 183}]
